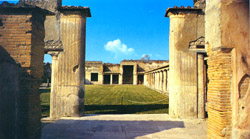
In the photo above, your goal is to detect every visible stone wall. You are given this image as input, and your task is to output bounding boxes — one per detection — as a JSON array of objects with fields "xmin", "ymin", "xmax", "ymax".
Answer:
[
  {"xmin": 205, "ymin": 0, "xmax": 250, "ymax": 138},
  {"xmin": 85, "ymin": 61, "xmax": 103, "ymax": 84},
  {"xmin": 0, "ymin": 3, "xmax": 47, "ymax": 138}
]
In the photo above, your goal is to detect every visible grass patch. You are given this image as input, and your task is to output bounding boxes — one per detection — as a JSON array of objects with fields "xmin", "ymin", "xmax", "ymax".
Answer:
[
  {"xmin": 40, "ymin": 89, "xmax": 50, "ymax": 117},
  {"xmin": 40, "ymin": 85, "xmax": 169, "ymax": 116},
  {"xmin": 85, "ymin": 85, "xmax": 169, "ymax": 114}
]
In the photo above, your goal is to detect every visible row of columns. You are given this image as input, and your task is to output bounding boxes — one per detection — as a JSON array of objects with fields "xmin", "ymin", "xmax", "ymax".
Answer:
[{"xmin": 145, "ymin": 69, "xmax": 168, "ymax": 95}]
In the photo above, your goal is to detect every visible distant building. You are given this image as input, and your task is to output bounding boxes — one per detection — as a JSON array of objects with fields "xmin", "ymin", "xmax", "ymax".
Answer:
[{"xmin": 85, "ymin": 60, "xmax": 169, "ymax": 86}]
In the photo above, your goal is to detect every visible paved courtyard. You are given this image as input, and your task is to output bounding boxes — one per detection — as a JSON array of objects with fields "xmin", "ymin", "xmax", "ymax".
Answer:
[{"xmin": 42, "ymin": 114, "xmax": 207, "ymax": 139}]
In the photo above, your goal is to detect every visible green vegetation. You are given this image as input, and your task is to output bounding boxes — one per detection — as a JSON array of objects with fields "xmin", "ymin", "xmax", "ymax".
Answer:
[
  {"xmin": 40, "ymin": 89, "xmax": 50, "ymax": 117},
  {"xmin": 40, "ymin": 85, "xmax": 169, "ymax": 117}
]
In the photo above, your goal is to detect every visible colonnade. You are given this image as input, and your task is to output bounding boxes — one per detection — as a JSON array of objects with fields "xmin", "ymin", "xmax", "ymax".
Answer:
[{"xmin": 144, "ymin": 66, "xmax": 169, "ymax": 95}]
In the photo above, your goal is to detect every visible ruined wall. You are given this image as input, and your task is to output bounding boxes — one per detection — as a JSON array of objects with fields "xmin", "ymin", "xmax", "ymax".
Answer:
[
  {"xmin": 0, "ymin": 5, "xmax": 46, "ymax": 138},
  {"xmin": 19, "ymin": 0, "xmax": 62, "ymax": 12},
  {"xmin": 167, "ymin": 9, "xmax": 204, "ymax": 118},
  {"xmin": 104, "ymin": 63, "xmax": 120, "ymax": 73},
  {"xmin": 206, "ymin": 0, "xmax": 250, "ymax": 138}
]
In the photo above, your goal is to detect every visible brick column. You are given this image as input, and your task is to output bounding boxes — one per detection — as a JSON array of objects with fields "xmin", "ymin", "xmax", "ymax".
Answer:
[{"xmin": 205, "ymin": 0, "xmax": 249, "ymax": 138}]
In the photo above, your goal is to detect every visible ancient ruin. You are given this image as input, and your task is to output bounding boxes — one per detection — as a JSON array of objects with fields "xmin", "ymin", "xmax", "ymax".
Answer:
[
  {"xmin": 165, "ymin": 0, "xmax": 249, "ymax": 138},
  {"xmin": 0, "ymin": 0, "xmax": 91, "ymax": 138},
  {"xmin": 165, "ymin": 0, "xmax": 206, "ymax": 119},
  {"xmin": 85, "ymin": 60, "xmax": 168, "ymax": 86},
  {"xmin": 0, "ymin": 0, "xmax": 249, "ymax": 138}
]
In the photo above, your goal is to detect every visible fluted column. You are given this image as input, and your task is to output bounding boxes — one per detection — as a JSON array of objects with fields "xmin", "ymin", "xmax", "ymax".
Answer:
[{"xmin": 48, "ymin": 52, "xmax": 59, "ymax": 119}]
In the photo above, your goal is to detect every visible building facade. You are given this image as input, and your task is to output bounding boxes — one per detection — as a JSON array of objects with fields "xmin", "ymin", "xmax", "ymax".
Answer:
[{"xmin": 85, "ymin": 60, "xmax": 169, "ymax": 86}]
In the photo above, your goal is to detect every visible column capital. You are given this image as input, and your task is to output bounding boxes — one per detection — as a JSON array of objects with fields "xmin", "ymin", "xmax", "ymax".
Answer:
[{"xmin": 48, "ymin": 51, "xmax": 60, "ymax": 57}]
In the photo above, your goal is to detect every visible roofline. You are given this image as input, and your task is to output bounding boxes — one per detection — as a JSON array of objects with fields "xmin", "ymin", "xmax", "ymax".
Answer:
[
  {"xmin": 0, "ymin": 2, "xmax": 54, "ymax": 15},
  {"xmin": 58, "ymin": 6, "xmax": 91, "ymax": 17},
  {"xmin": 165, "ymin": 7, "xmax": 202, "ymax": 17}
]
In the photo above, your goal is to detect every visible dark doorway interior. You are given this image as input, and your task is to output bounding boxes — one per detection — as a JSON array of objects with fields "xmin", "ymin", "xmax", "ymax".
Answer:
[
  {"xmin": 112, "ymin": 74, "xmax": 119, "ymax": 84},
  {"xmin": 104, "ymin": 74, "xmax": 110, "ymax": 84},
  {"xmin": 123, "ymin": 65, "xmax": 133, "ymax": 84},
  {"xmin": 91, "ymin": 73, "xmax": 98, "ymax": 81},
  {"xmin": 137, "ymin": 74, "xmax": 144, "ymax": 84}
]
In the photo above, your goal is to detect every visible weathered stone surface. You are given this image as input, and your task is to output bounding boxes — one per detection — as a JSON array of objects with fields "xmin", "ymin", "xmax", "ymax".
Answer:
[
  {"xmin": 50, "ymin": 9, "xmax": 90, "ymax": 119},
  {"xmin": 205, "ymin": 0, "xmax": 249, "ymax": 138},
  {"xmin": 19, "ymin": 0, "xmax": 62, "ymax": 12},
  {"xmin": 166, "ymin": 7, "xmax": 206, "ymax": 119},
  {"xmin": 42, "ymin": 114, "xmax": 207, "ymax": 139}
]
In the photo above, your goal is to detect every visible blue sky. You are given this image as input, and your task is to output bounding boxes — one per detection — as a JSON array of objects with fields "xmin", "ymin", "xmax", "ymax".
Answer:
[{"xmin": 2, "ymin": 0, "xmax": 193, "ymax": 63}]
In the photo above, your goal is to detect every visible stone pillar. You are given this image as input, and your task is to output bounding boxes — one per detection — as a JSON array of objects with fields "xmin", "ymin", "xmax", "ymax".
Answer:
[
  {"xmin": 166, "ymin": 8, "xmax": 203, "ymax": 118},
  {"xmin": 133, "ymin": 74, "xmax": 137, "ymax": 85},
  {"xmin": 51, "ymin": 7, "xmax": 90, "ymax": 119},
  {"xmin": 153, "ymin": 73, "xmax": 156, "ymax": 89},
  {"xmin": 48, "ymin": 52, "xmax": 59, "ymax": 119},
  {"xmin": 119, "ymin": 74, "xmax": 122, "ymax": 85},
  {"xmin": 163, "ymin": 70, "xmax": 167, "ymax": 93},
  {"xmin": 166, "ymin": 70, "xmax": 169, "ymax": 94},
  {"xmin": 156, "ymin": 72, "xmax": 158, "ymax": 90},
  {"xmin": 110, "ymin": 74, "xmax": 113, "ymax": 85},
  {"xmin": 197, "ymin": 54, "xmax": 205, "ymax": 119},
  {"xmin": 205, "ymin": 0, "xmax": 249, "ymax": 138},
  {"xmin": 144, "ymin": 74, "xmax": 147, "ymax": 86},
  {"xmin": 158, "ymin": 72, "xmax": 160, "ymax": 90}
]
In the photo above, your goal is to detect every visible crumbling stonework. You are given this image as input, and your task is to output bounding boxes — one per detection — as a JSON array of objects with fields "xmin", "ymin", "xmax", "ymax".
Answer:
[{"xmin": 205, "ymin": 0, "xmax": 249, "ymax": 138}]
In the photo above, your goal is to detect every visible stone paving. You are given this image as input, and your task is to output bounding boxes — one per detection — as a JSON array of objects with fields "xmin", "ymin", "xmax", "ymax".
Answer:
[{"xmin": 42, "ymin": 114, "xmax": 207, "ymax": 139}]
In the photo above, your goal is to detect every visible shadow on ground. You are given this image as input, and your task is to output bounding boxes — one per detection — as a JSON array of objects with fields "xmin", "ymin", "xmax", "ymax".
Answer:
[
  {"xmin": 42, "ymin": 119, "xmax": 184, "ymax": 139},
  {"xmin": 85, "ymin": 104, "xmax": 169, "ymax": 114}
]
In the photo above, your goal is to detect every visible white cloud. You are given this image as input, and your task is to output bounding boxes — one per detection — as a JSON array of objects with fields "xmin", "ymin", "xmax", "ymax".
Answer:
[
  {"xmin": 104, "ymin": 39, "xmax": 134, "ymax": 56},
  {"xmin": 141, "ymin": 54, "xmax": 152, "ymax": 58}
]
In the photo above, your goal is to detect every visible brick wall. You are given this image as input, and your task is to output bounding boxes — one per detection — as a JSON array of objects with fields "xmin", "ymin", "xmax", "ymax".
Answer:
[
  {"xmin": 0, "ymin": 8, "xmax": 46, "ymax": 138},
  {"xmin": 206, "ymin": 45, "xmax": 233, "ymax": 138}
]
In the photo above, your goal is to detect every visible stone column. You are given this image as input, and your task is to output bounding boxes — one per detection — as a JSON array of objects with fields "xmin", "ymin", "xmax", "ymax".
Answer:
[
  {"xmin": 110, "ymin": 74, "xmax": 113, "ymax": 85},
  {"xmin": 160, "ymin": 71, "xmax": 163, "ymax": 92},
  {"xmin": 163, "ymin": 70, "xmax": 167, "ymax": 93},
  {"xmin": 52, "ymin": 8, "xmax": 90, "ymax": 119},
  {"xmin": 48, "ymin": 52, "xmax": 59, "ymax": 119},
  {"xmin": 153, "ymin": 72, "xmax": 156, "ymax": 89},
  {"xmin": 144, "ymin": 74, "xmax": 147, "ymax": 86},
  {"xmin": 157, "ymin": 72, "xmax": 160, "ymax": 90},
  {"xmin": 119, "ymin": 74, "xmax": 122, "ymax": 85},
  {"xmin": 133, "ymin": 74, "xmax": 137, "ymax": 85},
  {"xmin": 166, "ymin": 8, "xmax": 203, "ymax": 118},
  {"xmin": 197, "ymin": 54, "xmax": 205, "ymax": 119}
]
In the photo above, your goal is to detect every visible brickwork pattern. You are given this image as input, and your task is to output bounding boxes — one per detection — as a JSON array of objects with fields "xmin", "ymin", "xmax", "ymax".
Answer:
[
  {"xmin": 0, "ymin": 10, "xmax": 46, "ymax": 138},
  {"xmin": 206, "ymin": 46, "xmax": 232, "ymax": 139}
]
